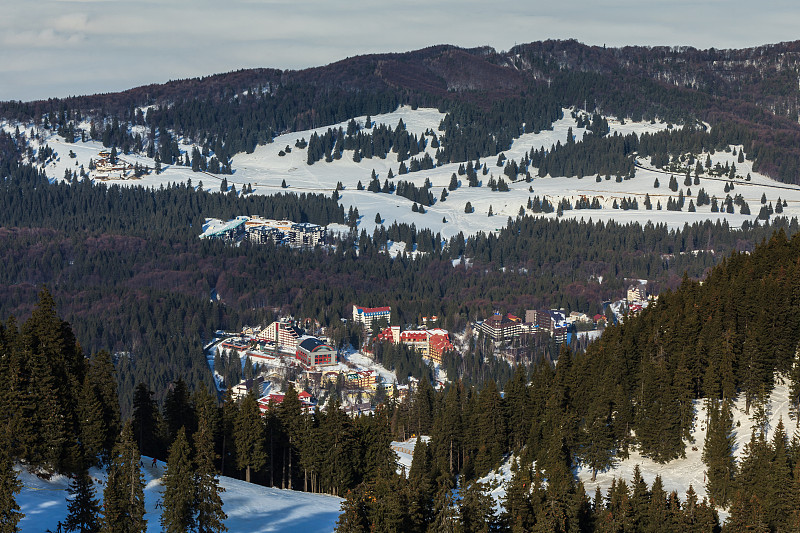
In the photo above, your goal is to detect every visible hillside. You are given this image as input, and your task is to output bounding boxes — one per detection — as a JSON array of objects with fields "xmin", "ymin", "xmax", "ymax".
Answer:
[
  {"xmin": 5, "ymin": 40, "xmax": 800, "ymax": 184},
  {"xmin": 15, "ymin": 105, "xmax": 800, "ymax": 242},
  {"xmin": 16, "ymin": 458, "xmax": 342, "ymax": 532}
]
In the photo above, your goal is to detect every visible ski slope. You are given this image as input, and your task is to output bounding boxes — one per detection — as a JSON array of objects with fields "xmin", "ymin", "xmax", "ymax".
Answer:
[
  {"xmin": 13, "ymin": 105, "xmax": 800, "ymax": 242},
  {"xmin": 16, "ymin": 458, "xmax": 343, "ymax": 533}
]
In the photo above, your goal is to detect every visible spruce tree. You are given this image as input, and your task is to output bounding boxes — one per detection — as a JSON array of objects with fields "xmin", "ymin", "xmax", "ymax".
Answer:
[
  {"xmin": 429, "ymin": 486, "xmax": 458, "ymax": 533},
  {"xmin": 194, "ymin": 417, "xmax": 227, "ymax": 533},
  {"xmin": 0, "ymin": 443, "xmax": 23, "ymax": 532},
  {"xmin": 102, "ymin": 423, "xmax": 146, "ymax": 533},
  {"xmin": 64, "ymin": 462, "xmax": 101, "ymax": 533},
  {"xmin": 501, "ymin": 460, "xmax": 535, "ymax": 531},
  {"xmin": 77, "ymin": 374, "xmax": 106, "ymax": 467},
  {"xmin": 334, "ymin": 486, "xmax": 370, "ymax": 533},
  {"xmin": 406, "ymin": 439, "xmax": 434, "ymax": 531},
  {"xmin": 87, "ymin": 351, "xmax": 121, "ymax": 462},
  {"xmin": 163, "ymin": 379, "xmax": 195, "ymax": 448},
  {"xmin": 234, "ymin": 390, "xmax": 266, "ymax": 483},
  {"xmin": 458, "ymin": 481, "xmax": 498, "ymax": 533},
  {"xmin": 702, "ymin": 399, "xmax": 736, "ymax": 506},
  {"xmin": 131, "ymin": 383, "xmax": 161, "ymax": 460},
  {"xmin": 161, "ymin": 427, "xmax": 195, "ymax": 533}
]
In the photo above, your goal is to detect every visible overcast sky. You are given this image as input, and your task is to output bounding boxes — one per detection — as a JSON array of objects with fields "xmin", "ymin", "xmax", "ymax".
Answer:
[{"xmin": 2, "ymin": 0, "xmax": 800, "ymax": 102}]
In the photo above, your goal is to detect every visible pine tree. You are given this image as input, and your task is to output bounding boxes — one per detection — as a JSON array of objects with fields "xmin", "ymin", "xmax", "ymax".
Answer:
[
  {"xmin": 64, "ymin": 462, "xmax": 101, "ymax": 533},
  {"xmin": 131, "ymin": 383, "xmax": 161, "ymax": 460},
  {"xmin": 102, "ymin": 423, "xmax": 146, "ymax": 533},
  {"xmin": 702, "ymin": 399, "xmax": 736, "ymax": 506},
  {"xmin": 0, "ymin": 442, "xmax": 23, "ymax": 531},
  {"xmin": 163, "ymin": 379, "xmax": 195, "ymax": 448},
  {"xmin": 234, "ymin": 390, "xmax": 267, "ymax": 483},
  {"xmin": 161, "ymin": 427, "xmax": 196, "ymax": 533},
  {"xmin": 194, "ymin": 417, "xmax": 227, "ymax": 533},
  {"xmin": 77, "ymin": 374, "xmax": 106, "ymax": 467},
  {"xmin": 87, "ymin": 351, "xmax": 121, "ymax": 462}
]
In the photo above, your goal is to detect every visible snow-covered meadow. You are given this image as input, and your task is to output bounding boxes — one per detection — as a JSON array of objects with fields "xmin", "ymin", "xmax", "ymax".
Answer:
[
  {"xmin": 14, "ymin": 105, "xmax": 800, "ymax": 243},
  {"xmin": 16, "ymin": 457, "xmax": 343, "ymax": 532}
]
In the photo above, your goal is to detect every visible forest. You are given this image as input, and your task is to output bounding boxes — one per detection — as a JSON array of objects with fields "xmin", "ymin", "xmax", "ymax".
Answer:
[
  {"xmin": 5, "ymin": 41, "xmax": 800, "ymax": 184},
  {"xmin": 2, "ymin": 127, "xmax": 798, "ymax": 412},
  {"xmin": 6, "ymin": 228, "xmax": 800, "ymax": 531},
  {"xmin": 6, "ymin": 38, "xmax": 800, "ymax": 531}
]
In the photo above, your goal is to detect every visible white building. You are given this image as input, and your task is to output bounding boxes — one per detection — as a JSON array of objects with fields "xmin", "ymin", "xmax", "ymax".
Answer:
[{"xmin": 352, "ymin": 305, "xmax": 391, "ymax": 329}]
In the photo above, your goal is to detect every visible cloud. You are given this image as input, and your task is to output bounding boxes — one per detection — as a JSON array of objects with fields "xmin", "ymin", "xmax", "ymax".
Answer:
[{"xmin": 51, "ymin": 13, "xmax": 91, "ymax": 32}]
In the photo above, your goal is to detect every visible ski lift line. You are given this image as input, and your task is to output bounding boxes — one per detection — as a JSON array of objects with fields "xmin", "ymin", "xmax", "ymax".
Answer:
[
  {"xmin": 633, "ymin": 158, "xmax": 800, "ymax": 193},
  {"xmin": 196, "ymin": 171, "xmax": 337, "ymax": 192}
]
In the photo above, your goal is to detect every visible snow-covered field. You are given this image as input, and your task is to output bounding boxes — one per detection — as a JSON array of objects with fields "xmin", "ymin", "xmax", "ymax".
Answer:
[
  {"xmin": 15, "ymin": 105, "xmax": 800, "ymax": 242},
  {"xmin": 16, "ymin": 457, "xmax": 343, "ymax": 532}
]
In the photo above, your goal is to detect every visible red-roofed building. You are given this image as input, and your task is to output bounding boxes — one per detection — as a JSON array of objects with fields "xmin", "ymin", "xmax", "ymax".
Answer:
[
  {"xmin": 352, "ymin": 305, "xmax": 391, "ymax": 329},
  {"xmin": 298, "ymin": 390, "xmax": 313, "ymax": 402},
  {"xmin": 428, "ymin": 334, "xmax": 455, "ymax": 364},
  {"xmin": 345, "ymin": 370, "xmax": 378, "ymax": 390},
  {"xmin": 376, "ymin": 326, "xmax": 401, "ymax": 344},
  {"xmin": 375, "ymin": 326, "xmax": 455, "ymax": 363},
  {"xmin": 258, "ymin": 390, "xmax": 317, "ymax": 413}
]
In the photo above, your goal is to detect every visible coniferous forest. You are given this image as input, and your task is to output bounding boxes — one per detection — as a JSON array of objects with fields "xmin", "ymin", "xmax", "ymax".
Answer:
[
  {"xmin": 5, "ymin": 231, "xmax": 800, "ymax": 531},
  {"xmin": 6, "ymin": 39, "xmax": 800, "ymax": 531}
]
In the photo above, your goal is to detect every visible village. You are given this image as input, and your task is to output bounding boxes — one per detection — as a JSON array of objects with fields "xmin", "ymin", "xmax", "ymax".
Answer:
[
  {"xmin": 200, "ymin": 215, "xmax": 326, "ymax": 247},
  {"xmin": 90, "ymin": 149, "xmax": 137, "ymax": 180},
  {"xmin": 208, "ymin": 282, "xmax": 652, "ymax": 419}
]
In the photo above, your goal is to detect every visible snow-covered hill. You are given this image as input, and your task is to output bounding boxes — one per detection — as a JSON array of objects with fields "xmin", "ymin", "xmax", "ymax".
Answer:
[
  {"xmin": 470, "ymin": 379, "xmax": 798, "ymax": 522},
  {"xmin": 13, "ymin": 105, "xmax": 800, "ymax": 241},
  {"xmin": 16, "ymin": 458, "xmax": 342, "ymax": 532}
]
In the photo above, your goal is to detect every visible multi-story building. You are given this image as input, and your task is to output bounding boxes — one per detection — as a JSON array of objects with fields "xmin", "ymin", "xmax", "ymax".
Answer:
[
  {"xmin": 257, "ymin": 319, "xmax": 305, "ymax": 353},
  {"xmin": 288, "ymin": 223, "xmax": 326, "ymax": 246},
  {"xmin": 296, "ymin": 336, "xmax": 337, "ymax": 368},
  {"xmin": 344, "ymin": 370, "xmax": 379, "ymax": 390},
  {"xmin": 247, "ymin": 225, "xmax": 281, "ymax": 244},
  {"xmin": 375, "ymin": 326, "xmax": 454, "ymax": 364},
  {"xmin": 627, "ymin": 283, "xmax": 647, "ymax": 303},
  {"xmin": 479, "ymin": 313, "xmax": 523, "ymax": 341},
  {"xmin": 352, "ymin": 305, "xmax": 391, "ymax": 329},
  {"xmin": 428, "ymin": 333, "xmax": 455, "ymax": 364}
]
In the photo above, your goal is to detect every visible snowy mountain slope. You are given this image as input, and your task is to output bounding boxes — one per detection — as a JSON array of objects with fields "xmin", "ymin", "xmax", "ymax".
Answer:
[
  {"xmin": 470, "ymin": 379, "xmax": 796, "ymax": 521},
  {"xmin": 13, "ymin": 105, "xmax": 800, "ymax": 242},
  {"xmin": 577, "ymin": 379, "xmax": 795, "ymax": 515},
  {"xmin": 16, "ymin": 458, "xmax": 342, "ymax": 533}
]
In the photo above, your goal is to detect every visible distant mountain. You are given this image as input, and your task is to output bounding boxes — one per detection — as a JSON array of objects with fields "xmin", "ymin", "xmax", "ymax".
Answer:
[{"xmin": 4, "ymin": 40, "xmax": 800, "ymax": 183}]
